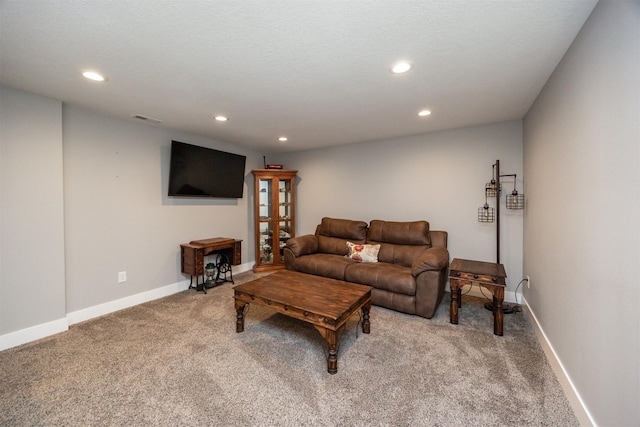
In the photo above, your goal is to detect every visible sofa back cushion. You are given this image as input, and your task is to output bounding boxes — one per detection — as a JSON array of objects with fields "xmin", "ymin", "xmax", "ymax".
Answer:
[
  {"xmin": 316, "ymin": 217, "xmax": 367, "ymax": 256},
  {"xmin": 367, "ymin": 220, "xmax": 432, "ymax": 267}
]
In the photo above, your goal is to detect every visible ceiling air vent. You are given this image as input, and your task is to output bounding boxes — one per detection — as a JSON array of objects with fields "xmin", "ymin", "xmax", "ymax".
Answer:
[{"xmin": 132, "ymin": 114, "xmax": 163, "ymax": 124}]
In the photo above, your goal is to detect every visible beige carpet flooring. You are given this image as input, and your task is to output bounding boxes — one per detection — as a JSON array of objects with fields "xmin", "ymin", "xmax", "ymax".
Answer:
[{"xmin": 0, "ymin": 271, "xmax": 579, "ymax": 426}]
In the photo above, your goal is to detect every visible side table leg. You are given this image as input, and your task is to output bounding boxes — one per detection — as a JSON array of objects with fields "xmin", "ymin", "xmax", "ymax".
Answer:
[
  {"xmin": 235, "ymin": 301, "xmax": 247, "ymax": 333},
  {"xmin": 450, "ymin": 280, "xmax": 459, "ymax": 324},
  {"xmin": 493, "ymin": 294, "xmax": 504, "ymax": 336},
  {"xmin": 361, "ymin": 303, "xmax": 371, "ymax": 334}
]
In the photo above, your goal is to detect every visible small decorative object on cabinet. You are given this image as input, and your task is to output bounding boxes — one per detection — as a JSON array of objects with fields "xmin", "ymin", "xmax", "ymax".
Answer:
[
  {"xmin": 252, "ymin": 169, "xmax": 297, "ymax": 272},
  {"xmin": 205, "ymin": 262, "xmax": 216, "ymax": 288}
]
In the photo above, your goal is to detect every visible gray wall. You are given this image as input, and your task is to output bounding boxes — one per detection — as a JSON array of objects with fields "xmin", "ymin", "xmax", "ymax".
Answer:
[
  {"xmin": 0, "ymin": 87, "xmax": 66, "ymax": 336},
  {"xmin": 0, "ymin": 88, "xmax": 264, "ymax": 348},
  {"xmin": 523, "ymin": 1, "xmax": 639, "ymax": 426},
  {"xmin": 276, "ymin": 120, "xmax": 525, "ymax": 298},
  {"xmin": 62, "ymin": 106, "xmax": 261, "ymax": 313}
]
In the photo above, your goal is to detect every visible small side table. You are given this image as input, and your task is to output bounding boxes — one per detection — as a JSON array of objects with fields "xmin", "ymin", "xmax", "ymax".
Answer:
[{"xmin": 448, "ymin": 258, "xmax": 507, "ymax": 336}]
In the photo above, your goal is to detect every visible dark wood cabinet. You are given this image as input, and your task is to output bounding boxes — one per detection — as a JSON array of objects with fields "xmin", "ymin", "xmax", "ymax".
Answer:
[
  {"xmin": 252, "ymin": 169, "xmax": 297, "ymax": 272},
  {"xmin": 180, "ymin": 238, "xmax": 242, "ymax": 276}
]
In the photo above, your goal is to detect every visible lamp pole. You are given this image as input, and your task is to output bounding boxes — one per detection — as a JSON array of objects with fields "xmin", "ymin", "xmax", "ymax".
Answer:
[{"xmin": 496, "ymin": 159, "xmax": 500, "ymax": 264}]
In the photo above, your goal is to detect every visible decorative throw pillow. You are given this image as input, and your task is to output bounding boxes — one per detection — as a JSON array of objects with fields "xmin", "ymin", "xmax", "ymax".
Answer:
[{"xmin": 346, "ymin": 241, "xmax": 380, "ymax": 263}]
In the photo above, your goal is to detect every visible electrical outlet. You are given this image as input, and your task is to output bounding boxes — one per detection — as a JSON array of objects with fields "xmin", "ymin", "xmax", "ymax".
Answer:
[
  {"xmin": 526, "ymin": 275, "xmax": 531, "ymax": 289},
  {"xmin": 118, "ymin": 271, "xmax": 127, "ymax": 283}
]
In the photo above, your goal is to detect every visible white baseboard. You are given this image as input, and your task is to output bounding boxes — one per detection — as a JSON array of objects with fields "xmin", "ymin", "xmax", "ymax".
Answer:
[
  {"xmin": 0, "ymin": 317, "xmax": 69, "ymax": 351},
  {"xmin": 1, "ymin": 264, "xmax": 256, "ymax": 351},
  {"xmin": 66, "ymin": 279, "xmax": 191, "ymax": 325},
  {"xmin": 68, "ymin": 263, "xmax": 253, "ymax": 325},
  {"xmin": 523, "ymin": 296, "xmax": 596, "ymax": 427}
]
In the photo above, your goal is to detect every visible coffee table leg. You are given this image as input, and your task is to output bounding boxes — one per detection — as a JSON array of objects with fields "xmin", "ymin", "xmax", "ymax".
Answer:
[
  {"xmin": 326, "ymin": 329, "xmax": 338, "ymax": 374},
  {"xmin": 235, "ymin": 301, "xmax": 247, "ymax": 333},
  {"xmin": 361, "ymin": 303, "xmax": 371, "ymax": 334},
  {"xmin": 313, "ymin": 326, "xmax": 339, "ymax": 374}
]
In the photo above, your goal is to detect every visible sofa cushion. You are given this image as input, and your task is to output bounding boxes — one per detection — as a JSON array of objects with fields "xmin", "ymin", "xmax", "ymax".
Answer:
[
  {"xmin": 379, "ymin": 244, "xmax": 430, "ymax": 267},
  {"xmin": 317, "ymin": 235, "xmax": 351, "ymax": 256},
  {"xmin": 317, "ymin": 217, "xmax": 368, "ymax": 240},
  {"xmin": 345, "ymin": 263, "xmax": 416, "ymax": 296},
  {"xmin": 367, "ymin": 220, "xmax": 431, "ymax": 246},
  {"xmin": 346, "ymin": 242, "xmax": 380, "ymax": 263},
  {"xmin": 316, "ymin": 217, "xmax": 367, "ymax": 256},
  {"xmin": 287, "ymin": 253, "xmax": 354, "ymax": 281},
  {"xmin": 367, "ymin": 220, "xmax": 432, "ymax": 267}
]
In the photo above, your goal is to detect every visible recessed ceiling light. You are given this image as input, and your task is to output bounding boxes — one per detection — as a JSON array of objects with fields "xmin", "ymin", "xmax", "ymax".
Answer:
[
  {"xmin": 418, "ymin": 110, "xmax": 432, "ymax": 117},
  {"xmin": 278, "ymin": 137, "xmax": 288, "ymax": 142},
  {"xmin": 391, "ymin": 61, "xmax": 412, "ymax": 74},
  {"xmin": 214, "ymin": 115, "xmax": 228, "ymax": 122},
  {"xmin": 82, "ymin": 71, "xmax": 107, "ymax": 82}
]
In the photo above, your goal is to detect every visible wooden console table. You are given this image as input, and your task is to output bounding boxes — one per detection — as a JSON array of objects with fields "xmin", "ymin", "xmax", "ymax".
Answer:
[
  {"xmin": 448, "ymin": 258, "xmax": 507, "ymax": 336},
  {"xmin": 180, "ymin": 237, "xmax": 241, "ymax": 292}
]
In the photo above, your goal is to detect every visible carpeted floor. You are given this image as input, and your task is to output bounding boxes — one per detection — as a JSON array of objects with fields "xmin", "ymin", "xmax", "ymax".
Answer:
[{"xmin": 0, "ymin": 271, "xmax": 579, "ymax": 426}]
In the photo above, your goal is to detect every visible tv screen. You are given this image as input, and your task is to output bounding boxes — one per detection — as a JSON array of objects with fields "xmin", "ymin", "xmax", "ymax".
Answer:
[{"xmin": 168, "ymin": 140, "xmax": 247, "ymax": 198}]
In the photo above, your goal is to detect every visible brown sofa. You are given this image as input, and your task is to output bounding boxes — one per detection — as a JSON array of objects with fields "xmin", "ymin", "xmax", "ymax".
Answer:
[{"xmin": 284, "ymin": 217, "xmax": 449, "ymax": 318}]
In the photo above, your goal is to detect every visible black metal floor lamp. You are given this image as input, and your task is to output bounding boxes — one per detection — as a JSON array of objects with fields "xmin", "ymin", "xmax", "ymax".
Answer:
[{"xmin": 478, "ymin": 159, "xmax": 525, "ymax": 313}]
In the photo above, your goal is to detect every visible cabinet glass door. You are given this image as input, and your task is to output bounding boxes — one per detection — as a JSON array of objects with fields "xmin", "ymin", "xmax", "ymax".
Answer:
[
  {"xmin": 278, "ymin": 220, "xmax": 292, "ymax": 259},
  {"xmin": 258, "ymin": 178, "xmax": 273, "ymax": 265},
  {"xmin": 259, "ymin": 222, "xmax": 274, "ymax": 264},
  {"xmin": 259, "ymin": 178, "xmax": 272, "ymax": 221}
]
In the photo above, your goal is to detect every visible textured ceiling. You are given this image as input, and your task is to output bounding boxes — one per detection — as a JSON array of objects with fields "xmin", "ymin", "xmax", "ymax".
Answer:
[{"xmin": 0, "ymin": 1, "xmax": 598, "ymax": 153}]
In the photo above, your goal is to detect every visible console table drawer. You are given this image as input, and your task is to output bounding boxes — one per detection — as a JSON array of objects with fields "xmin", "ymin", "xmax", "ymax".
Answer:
[
  {"xmin": 450, "ymin": 270, "xmax": 505, "ymax": 285},
  {"xmin": 181, "ymin": 247, "xmax": 204, "ymax": 275}
]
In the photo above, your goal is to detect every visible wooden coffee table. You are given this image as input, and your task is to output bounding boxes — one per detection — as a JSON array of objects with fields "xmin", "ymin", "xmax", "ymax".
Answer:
[{"xmin": 233, "ymin": 270, "xmax": 372, "ymax": 374}]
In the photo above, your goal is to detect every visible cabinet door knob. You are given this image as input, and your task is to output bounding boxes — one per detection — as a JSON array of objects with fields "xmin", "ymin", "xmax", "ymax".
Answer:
[{"xmin": 473, "ymin": 274, "xmax": 479, "ymax": 279}]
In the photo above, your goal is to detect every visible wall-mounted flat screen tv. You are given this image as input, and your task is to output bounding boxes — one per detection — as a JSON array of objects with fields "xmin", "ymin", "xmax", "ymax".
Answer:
[{"xmin": 168, "ymin": 140, "xmax": 247, "ymax": 198}]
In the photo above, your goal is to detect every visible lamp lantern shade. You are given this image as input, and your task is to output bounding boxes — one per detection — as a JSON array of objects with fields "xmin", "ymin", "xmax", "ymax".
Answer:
[
  {"xmin": 478, "ymin": 203, "xmax": 495, "ymax": 223},
  {"xmin": 485, "ymin": 181, "xmax": 498, "ymax": 197},
  {"xmin": 505, "ymin": 176, "xmax": 524, "ymax": 209},
  {"xmin": 506, "ymin": 190, "xmax": 525, "ymax": 209}
]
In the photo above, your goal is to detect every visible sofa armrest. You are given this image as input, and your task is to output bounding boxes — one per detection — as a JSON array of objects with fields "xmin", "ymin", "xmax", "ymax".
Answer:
[
  {"xmin": 411, "ymin": 246, "xmax": 450, "ymax": 277},
  {"xmin": 285, "ymin": 234, "xmax": 319, "ymax": 257}
]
